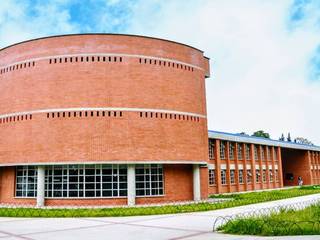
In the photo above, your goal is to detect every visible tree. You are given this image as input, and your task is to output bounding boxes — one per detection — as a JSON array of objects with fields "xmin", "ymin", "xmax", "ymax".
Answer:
[
  {"xmin": 287, "ymin": 132, "xmax": 291, "ymax": 142},
  {"xmin": 279, "ymin": 133, "xmax": 285, "ymax": 141},
  {"xmin": 294, "ymin": 137, "xmax": 313, "ymax": 145},
  {"xmin": 252, "ymin": 130, "xmax": 270, "ymax": 139},
  {"xmin": 239, "ymin": 132, "xmax": 249, "ymax": 136}
]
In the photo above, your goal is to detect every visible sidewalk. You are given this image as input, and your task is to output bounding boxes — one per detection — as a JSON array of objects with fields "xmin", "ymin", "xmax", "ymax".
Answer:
[{"xmin": 0, "ymin": 193, "xmax": 319, "ymax": 240}]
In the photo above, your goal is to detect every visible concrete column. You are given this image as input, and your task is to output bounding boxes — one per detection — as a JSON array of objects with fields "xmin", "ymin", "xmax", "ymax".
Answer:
[
  {"xmin": 127, "ymin": 164, "xmax": 136, "ymax": 206},
  {"xmin": 193, "ymin": 165, "xmax": 201, "ymax": 201},
  {"xmin": 36, "ymin": 166, "xmax": 45, "ymax": 207}
]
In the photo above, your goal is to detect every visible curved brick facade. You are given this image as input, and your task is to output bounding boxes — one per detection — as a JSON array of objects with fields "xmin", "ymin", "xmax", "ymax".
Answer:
[{"xmin": 0, "ymin": 34, "xmax": 210, "ymax": 165}]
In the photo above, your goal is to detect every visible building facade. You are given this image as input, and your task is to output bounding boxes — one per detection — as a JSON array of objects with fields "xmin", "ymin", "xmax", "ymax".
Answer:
[
  {"xmin": 208, "ymin": 131, "xmax": 320, "ymax": 195},
  {"xmin": 0, "ymin": 34, "xmax": 210, "ymax": 206},
  {"xmin": 0, "ymin": 34, "xmax": 318, "ymax": 207}
]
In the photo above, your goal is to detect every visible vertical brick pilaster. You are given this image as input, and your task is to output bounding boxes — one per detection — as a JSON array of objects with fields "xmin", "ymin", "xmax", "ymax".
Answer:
[
  {"xmin": 215, "ymin": 140, "xmax": 222, "ymax": 193},
  {"xmin": 243, "ymin": 143, "xmax": 248, "ymax": 192},
  {"xmin": 265, "ymin": 146, "xmax": 270, "ymax": 189},
  {"xmin": 271, "ymin": 146, "xmax": 276, "ymax": 188},
  {"xmin": 226, "ymin": 141, "xmax": 231, "ymax": 193},
  {"xmin": 307, "ymin": 151, "xmax": 313, "ymax": 185},
  {"xmin": 258, "ymin": 145, "xmax": 264, "ymax": 189},
  {"xmin": 234, "ymin": 143, "xmax": 240, "ymax": 192},
  {"xmin": 250, "ymin": 144, "xmax": 256, "ymax": 190},
  {"xmin": 278, "ymin": 147, "xmax": 284, "ymax": 188}
]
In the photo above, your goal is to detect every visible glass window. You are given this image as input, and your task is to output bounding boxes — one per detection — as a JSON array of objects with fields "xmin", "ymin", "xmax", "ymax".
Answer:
[
  {"xmin": 269, "ymin": 169, "xmax": 273, "ymax": 182},
  {"xmin": 16, "ymin": 166, "xmax": 37, "ymax": 197},
  {"xmin": 208, "ymin": 139, "xmax": 215, "ymax": 160},
  {"xmin": 135, "ymin": 164, "xmax": 163, "ymax": 196},
  {"xmin": 230, "ymin": 170, "xmax": 235, "ymax": 184},
  {"xmin": 245, "ymin": 144, "xmax": 251, "ymax": 160},
  {"xmin": 262, "ymin": 169, "xmax": 267, "ymax": 182},
  {"xmin": 237, "ymin": 143, "xmax": 243, "ymax": 160},
  {"xmin": 220, "ymin": 141, "xmax": 226, "ymax": 160},
  {"xmin": 229, "ymin": 142, "xmax": 235, "ymax": 160},
  {"xmin": 221, "ymin": 170, "xmax": 227, "ymax": 185},
  {"xmin": 256, "ymin": 169, "xmax": 260, "ymax": 183},
  {"xmin": 209, "ymin": 169, "xmax": 215, "ymax": 185},
  {"xmin": 275, "ymin": 169, "xmax": 278, "ymax": 182},
  {"xmin": 246, "ymin": 170, "xmax": 252, "ymax": 183},
  {"xmin": 261, "ymin": 147, "xmax": 265, "ymax": 161},
  {"xmin": 238, "ymin": 170, "xmax": 244, "ymax": 184},
  {"xmin": 45, "ymin": 164, "xmax": 128, "ymax": 198},
  {"xmin": 274, "ymin": 148, "xmax": 278, "ymax": 161},
  {"xmin": 254, "ymin": 146, "xmax": 259, "ymax": 160},
  {"xmin": 266, "ymin": 147, "xmax": 271, "ymax": 160}
]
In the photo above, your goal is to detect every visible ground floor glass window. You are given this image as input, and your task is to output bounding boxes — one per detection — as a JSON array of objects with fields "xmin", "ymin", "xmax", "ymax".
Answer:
[
  {"xmin": 135, "ymin": 164, "xmax": 164, "ymax": 196},
  {"xmin": 238, "ymin": 170, "xmax": 244, "ymax": 184},
  {"xmin": 246, "ymin": 170, "xmax": 252, "ymax": 183},
  {"xmin": 16, "ymin": 166, "xmax": 37, "ymax": 197},
  {"xmin": 256, "ymin": 169, "xmax": 260, "ymax": 183},
  {"xmin": 209, "ymin": 169, "xmax": 215, "ymax": 185},
  {"xmin": 230, "ymin": 170, "xmax": 235, "ymax": 184},
  {"xmin": 45, "ymin": 165, "xmax": 127, "ymax": 198},
  {"xmin": 221, "ymin": 170, "xmax": 227, "ymax": 185}
]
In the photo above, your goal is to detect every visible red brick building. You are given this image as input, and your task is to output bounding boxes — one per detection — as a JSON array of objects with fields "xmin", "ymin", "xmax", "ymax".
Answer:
[{"xmin": 0, "ymin": 34, "xmax": 318, "ymax": 206}]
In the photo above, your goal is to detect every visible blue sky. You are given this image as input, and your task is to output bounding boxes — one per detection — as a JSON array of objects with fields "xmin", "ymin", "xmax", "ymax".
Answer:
[{"xmin": 1, "ymin": 0, "xmax": 320, "ymax": 143}]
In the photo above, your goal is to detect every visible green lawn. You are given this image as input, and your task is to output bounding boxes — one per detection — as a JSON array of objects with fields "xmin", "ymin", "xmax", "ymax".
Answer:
[
  {"xmin": 0, "ymin": 185, "xmax": 319, "ymax": 217},
  {"xmin": 218, "ymin": 202, "xmax": 320, "ymax": 236}
]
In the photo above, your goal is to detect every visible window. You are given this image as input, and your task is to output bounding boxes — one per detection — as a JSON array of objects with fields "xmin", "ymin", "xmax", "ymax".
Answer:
[
  {"xmin": 237, "ymin": 143, "xmax": 243, "ymax": 160},
  {"xmin": 229, "ymin": 142, "xmax": 235, "ymax": 160},
  {"xmin": 221, "ymin": 170, "xmax": 227, "ymax": 185},
  {"xmin": 262, "ymin": 170, "xmax": 267, "ymax": 182},
  {"xmin": 136, "ymin": 164, "xmax": 163, "ymax": 196},
  {"xmin": 274, "ymin": 148, "xmax": 278, "ymax": 161},
  {"xmin": 256, "ymin": 169, "xmax": 260, "ymax": 183},
  {"xmin": 239, "ymin": 170, "xmax": 244, "ymax": 184},
  {"xmin": 254, "ymin": 145, "xmax": 259, "ymax": 160},
  {"xmin": 261, "ymin": 147, "xmax": 265, "ymax": 161},
  {"xmin": 208, "ymin": 139, "xmax": 215, "ymax": 160},
  {"xmin": 230, "ymin": 170, "xmax": 235, "ymax": 184},
  {"xmin": 246, "ymin": 170, "xmax": 252, "ymax": 183},
  {"xmin": 275, "ymin": 169, "xmax": 279, "ymax": 182},
  {"xmin": 220, "ymin": 141, "xmax": 226, "ymax": 160},
  {"xmin": 266, "ymin": 147, "xmax": 271, "ymax": 160},
  {"xmin": 269, "ymin": 169, "xmax": 273, "ymax": 182},
  {"xmin": 209, "ymin": 169, "xmax": 216, "ymax": 185},
  {"xmin": 245, "ymin": 144, "xmax": 251, "ymax": 160},
  {"xmin": 45, "ymin": 165, "xmax": 127, "ymax": 198},
  {"xmin": 15, "ymin": 166, "xmax": 37, "ymax": 197}
]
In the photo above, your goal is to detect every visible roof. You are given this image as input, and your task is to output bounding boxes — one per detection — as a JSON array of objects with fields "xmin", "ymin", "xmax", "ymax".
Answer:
[
  {"xmin": 0, "ymin": 33, "xmax": 206, "ymax": 55},
  {"xmin": 208, "ymin": 130, "xmax": 320, "ymax": 152}
]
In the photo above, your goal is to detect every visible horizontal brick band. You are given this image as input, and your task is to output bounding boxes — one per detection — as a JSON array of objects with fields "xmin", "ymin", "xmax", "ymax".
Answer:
[
  {"xmin": 0, "ymin": 53, "xmax": 203, "ymax": 71},
  {"xmin": 0, "ymin": 107, "xmax": 207, "ymax": 119}
]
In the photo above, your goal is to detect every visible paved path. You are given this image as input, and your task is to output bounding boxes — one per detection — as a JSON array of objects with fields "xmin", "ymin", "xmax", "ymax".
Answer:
[{"xmin": 0, "ymin": 194, "xmax": 319, "ymax": 240}]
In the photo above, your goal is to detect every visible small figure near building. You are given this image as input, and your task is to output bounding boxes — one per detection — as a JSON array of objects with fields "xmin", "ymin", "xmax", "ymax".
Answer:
[{"xmin": 298, "ymin": 176, "xmax": 303, "ymax": 186}]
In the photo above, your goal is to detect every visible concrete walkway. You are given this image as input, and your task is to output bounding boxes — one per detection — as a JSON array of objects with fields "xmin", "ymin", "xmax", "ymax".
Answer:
[{"xmin": 0, "ymin": 194, "xmax": 319, "ymax": 240}]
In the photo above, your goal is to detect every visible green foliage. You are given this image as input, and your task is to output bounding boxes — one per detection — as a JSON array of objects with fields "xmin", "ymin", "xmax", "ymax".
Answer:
[
  {"xmin": 252, "ymin": 130, "xmax": 270, "ymax": 138},
  {"xmin": 0, "ymin": 186, "xmax": 319, "ymax": 218},
  {"xmin": 219, "ymin": 203, "xmax": 320, "ymax": 236}
]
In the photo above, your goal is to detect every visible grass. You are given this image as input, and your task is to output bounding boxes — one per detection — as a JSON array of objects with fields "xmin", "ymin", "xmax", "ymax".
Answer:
[
  {"xmin": 0, "ymin": 185, "xmax": 319, "ymax": 217},
  {"xmin": 218, "ymin": 203, "xmax": 320, "ymax": 236}
]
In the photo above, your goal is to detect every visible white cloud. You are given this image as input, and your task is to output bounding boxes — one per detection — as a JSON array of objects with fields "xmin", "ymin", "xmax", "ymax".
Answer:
[
  {"xmin": 128, "ymin": 0, "xmax": 320, "ymax": 144},
  {"xmin": 0, "ymin": 0, "xmax": 79, "ymax": 47}
]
